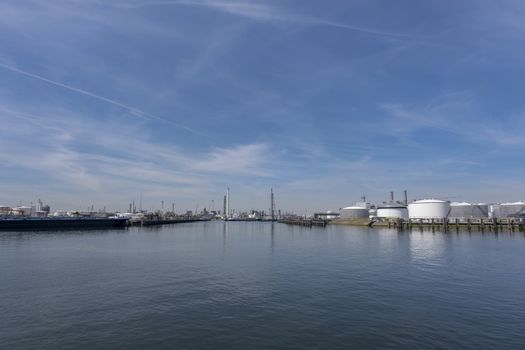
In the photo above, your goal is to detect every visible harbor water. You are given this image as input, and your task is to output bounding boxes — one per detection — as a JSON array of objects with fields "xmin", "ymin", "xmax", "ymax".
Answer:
[{"xmin": 1, "ymin": 222, "xmax": 525, "ymax": 349}]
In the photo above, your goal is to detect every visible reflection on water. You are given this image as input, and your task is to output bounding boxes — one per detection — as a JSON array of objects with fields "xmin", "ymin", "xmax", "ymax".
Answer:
[{"xmin": 1, "ymin": 222, "xmax": 525, "ymax": 349}]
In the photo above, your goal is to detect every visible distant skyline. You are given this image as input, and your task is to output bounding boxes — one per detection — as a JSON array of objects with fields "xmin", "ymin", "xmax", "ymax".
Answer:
[{"xmin": 1, "ymin": 0, "xmax": 524, "ymax": 212}]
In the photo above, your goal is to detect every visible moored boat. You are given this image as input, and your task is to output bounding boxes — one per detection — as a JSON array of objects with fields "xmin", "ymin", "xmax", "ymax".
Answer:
[{"xmin": 0, "ymin": 217, "xmax": 128, "ymax": 230}]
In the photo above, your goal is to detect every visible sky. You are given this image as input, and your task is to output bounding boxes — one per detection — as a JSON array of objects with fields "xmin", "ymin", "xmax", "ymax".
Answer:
[{"xmin": 1, "ymin": 0, "xmax": 524, "ymax": 213}]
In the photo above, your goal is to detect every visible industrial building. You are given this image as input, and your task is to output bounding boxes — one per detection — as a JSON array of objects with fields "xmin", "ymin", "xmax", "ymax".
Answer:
[
  {"xmin": 314, "ymin": 211, "xmax": 340, "ymax": 220},
  {"xmin": 0, "ymin": 206, "xmax": 11, "ymax": 215}
]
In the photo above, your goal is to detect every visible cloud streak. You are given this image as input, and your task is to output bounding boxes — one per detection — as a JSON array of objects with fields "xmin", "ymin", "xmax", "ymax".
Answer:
[
  {"xmin": 381, "ymin": 96, "xmax": 525, "ymax": 149},
  {"xmin": 0, "ymin": 105, "xmax": 275, "ymax": 196},
  {"xmin": 192, "ymin": 143, "xmax": 272, "ymax": 176},
  {"xmin": 0, "ymin": 62, "xmax": 199, "ymax": 134},
  {"xmin": 118, "ymin": 0, "xmax": 409, "ymax": 38}
]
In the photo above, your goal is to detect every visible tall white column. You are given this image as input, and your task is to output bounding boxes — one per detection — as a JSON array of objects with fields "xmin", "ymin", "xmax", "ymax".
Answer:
[{"xmin": 226, "ymin": 187, "xmax": 230, "ymax": 219}]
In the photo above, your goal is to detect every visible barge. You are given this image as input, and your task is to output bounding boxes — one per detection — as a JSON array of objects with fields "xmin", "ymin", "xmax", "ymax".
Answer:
[{"xmin": 0, "ymin": 217, "xmax": 128, "ymax": 230}]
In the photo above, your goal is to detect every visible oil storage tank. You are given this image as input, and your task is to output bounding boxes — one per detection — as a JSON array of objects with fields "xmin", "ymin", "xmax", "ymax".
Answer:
[
  {"xmin": 408, "ymin": 199, "xmax": 450, "ymax": 220},
  {"xmin": 376, "ymin": 202, "xmax": 408, "ymax": 220},
  {"xmin": 449, "ymin": 202, "xmax": 489, "ymax": 219},
  {"xmin": 340, "ymin": 206, "xmax": 369, "ymax": 219},
  {"xmin": 490, "ymin": 202, "xmax": 525, "ymax": 218}
]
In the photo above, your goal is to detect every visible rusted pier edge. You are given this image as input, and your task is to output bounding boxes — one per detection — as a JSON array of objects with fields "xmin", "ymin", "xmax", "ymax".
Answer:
[
  {"xmin": 378, "ymin": 218, "xmax": 524, "ymax": 232},
  {"xmin": 130, "ymin": 218, "xmax": 207, "ymax": 226},
  {"xmin": 278, "ymin": 219, "xmax": 327, "ymax": 227}
]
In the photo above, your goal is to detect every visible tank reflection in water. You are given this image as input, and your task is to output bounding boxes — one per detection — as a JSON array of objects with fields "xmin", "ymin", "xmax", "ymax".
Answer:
[{"xmin": 1, "ymin": 222, "xmax": 524, "ymax": 349}]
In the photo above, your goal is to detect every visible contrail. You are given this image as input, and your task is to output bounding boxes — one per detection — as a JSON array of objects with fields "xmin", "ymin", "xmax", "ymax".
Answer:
[
  {"xmin": 0, "ymin": 62, "xmax": 199, "ymax": 134},
  {"xmin": 119, "ymin": 0, "xmax": 410, "ymax": 39}
]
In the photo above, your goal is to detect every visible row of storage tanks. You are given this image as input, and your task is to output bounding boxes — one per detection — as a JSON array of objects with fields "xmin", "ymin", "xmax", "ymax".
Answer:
[{"xmin": 341, "ymin": 200, "xmax": 525, "ymax": 220}]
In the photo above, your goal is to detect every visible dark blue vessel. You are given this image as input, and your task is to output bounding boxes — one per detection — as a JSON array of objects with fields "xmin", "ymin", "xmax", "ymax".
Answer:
[{"xmin": 0, "ymin": 217, "xmax": 128, "ymax": 230}]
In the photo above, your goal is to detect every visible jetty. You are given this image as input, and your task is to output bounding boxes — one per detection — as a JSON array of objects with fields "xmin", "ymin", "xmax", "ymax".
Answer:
[
  {"xmin": 130, "ymin": 218, "xmax": 208, "ymax": 226},
  {"xmin": 370, "ymin": 217, "xmax": 524, "ymax": 232},
  {"xmin": 278, "ymin": 218, "xmax": 327, "ymax": 227}
]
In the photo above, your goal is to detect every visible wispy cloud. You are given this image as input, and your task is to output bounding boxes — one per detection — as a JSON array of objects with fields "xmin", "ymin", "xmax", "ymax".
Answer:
[
  {"xmin": 192, "ymin": 143, "xmax": 271, "ymax": 176},
  {"xmin": 380, "ymin": 93, "xmax": 525, "ymax": 149},
  {"xmin": 0, "ymin": 62, "xmax": 200, "ymax": 134},
  {"xmin": 118, "ymin": 0, "xmax": 409, "ymax": 38},
  {"xmin": 0, "ymin": 103, "xmax": 276, "ymax": 209}
]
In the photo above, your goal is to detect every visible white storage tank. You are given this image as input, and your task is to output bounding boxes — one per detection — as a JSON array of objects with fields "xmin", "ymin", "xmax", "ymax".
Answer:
[
  {"xmin": 340, "ymin": 206, "xmax": 369, "ymax": 219},
  {"xmin": 490, "ymin": 202, "xmax": 525, "ymax": 218},
  {"xmin": 449, "ymin": 202, "xmax": 489, "ymax": 219},
  {"xmin": 408, "ymin": 199, "xmax": 450, "ymax": 219},
  {"xmin": 376, "ymin": 202, "xmax": 408, "ymax": 220}
]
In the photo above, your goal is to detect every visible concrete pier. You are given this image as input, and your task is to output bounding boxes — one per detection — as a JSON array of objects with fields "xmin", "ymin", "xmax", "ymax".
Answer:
[
  {"xmin": 278, "ymin": 218, "xmax": 327, "ymax": 227},
  {"xmin": 333, "ymin": 217, "xmax": 524, "ymax": 232},
  {"xmin": 399, "ymin": 218, "xmax": 523, "ymax": 232}
]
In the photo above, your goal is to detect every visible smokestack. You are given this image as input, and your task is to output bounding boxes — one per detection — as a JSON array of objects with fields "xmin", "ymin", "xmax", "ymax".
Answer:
[
  {"xmin": 390, "ymin": 191, "xmax": 394, "ymax": 201},
  {"xmin": 226, "ymin": 187, "xmax": 230, "ymax": 219},
  {"xmin": 270, "ymin": 188, "xmax": 275, "ymax": 221},
  {"xmin": 403, "ymin": 190, "xmax": 408, "ymax": 206}
]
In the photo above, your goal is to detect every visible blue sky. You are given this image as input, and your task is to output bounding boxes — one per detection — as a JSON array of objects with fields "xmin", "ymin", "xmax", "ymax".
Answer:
[{"xmin": 0, "ymin": 0, "xmax": 524, "ymax": 212}]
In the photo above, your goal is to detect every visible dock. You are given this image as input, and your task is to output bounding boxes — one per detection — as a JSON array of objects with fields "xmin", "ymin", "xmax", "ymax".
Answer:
[
  {"xmin": 375, "ymin": 218, "xmax": 524, "ymax": 232},
  {"xmin": 130, "ymin": 218, "xmax": 208, "ymax": 226},
  {"xmin": 278, "ymin": 218, "xmax": 327, "ymax": 227}
]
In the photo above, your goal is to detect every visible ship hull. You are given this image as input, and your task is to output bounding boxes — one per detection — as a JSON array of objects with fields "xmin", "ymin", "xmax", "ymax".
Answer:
[{"xmin": 0, "ymin": 218, "xmax": 128, "ymax": 230}]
